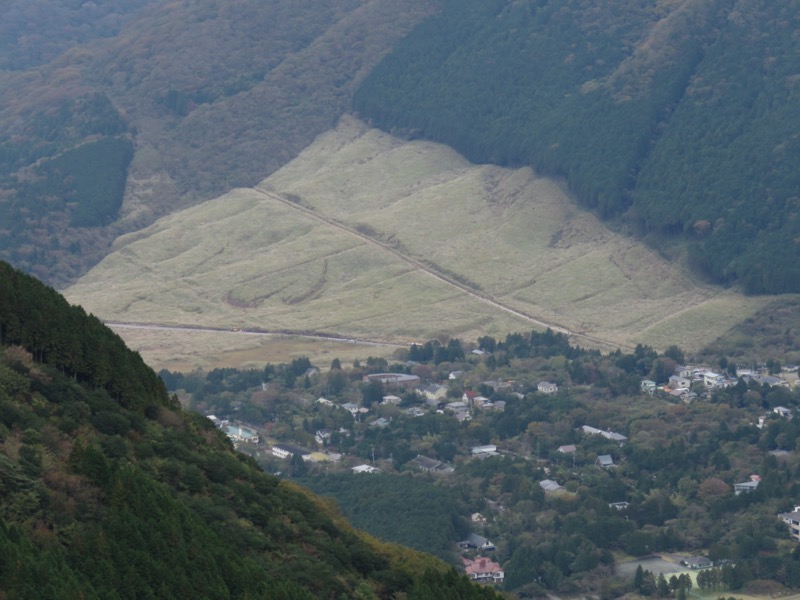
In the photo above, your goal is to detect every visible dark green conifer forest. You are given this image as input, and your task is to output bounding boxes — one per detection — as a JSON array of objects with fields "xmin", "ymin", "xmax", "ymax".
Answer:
[{"xmin": 354, "ymin": 0, "xmax": 800, "ymax": 293}]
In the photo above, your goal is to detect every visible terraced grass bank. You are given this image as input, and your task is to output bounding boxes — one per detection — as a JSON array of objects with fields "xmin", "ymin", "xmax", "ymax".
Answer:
[{"xmin": 66, "ymin": 117, "xmax": 774, "ymax": 366}]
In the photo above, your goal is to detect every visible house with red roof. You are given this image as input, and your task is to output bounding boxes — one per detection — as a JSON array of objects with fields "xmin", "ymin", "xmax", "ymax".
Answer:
[{"xmin": 463, "ymin": 557, "xmax": 504, "ymax": 584}]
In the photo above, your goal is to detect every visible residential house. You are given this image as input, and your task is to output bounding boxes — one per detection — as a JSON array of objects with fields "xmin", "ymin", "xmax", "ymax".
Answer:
[
  {"xmin": 685, "ymin": 556, "xmax": 713, "ymax": 570},
  {"xmin": 471, "ymin": 513, "xmax": 488, "ymax": 525},
  {"xmin": 341, "ymin": 402, "xmax": 362, "ymax": 416},
  {"xmin": 445, "ymin": 401, "xmax": 471, "ymax": 421},
  {"xmin": 272, "ymin": 443, "xmax": 311, "ymax": 460},
  {"xmin": 446, "ymin": 401, "xmax": 468, "ymax": 412},
  {"xmin": 472, "ymin": 396, "xmax": 492, "ymax": 409},
  {"xmin": 370, "ymin": 417, "xmax": 391, "ymax": 428},
  {"xmin": 316, "ymin": 397, "xmax": 334, "ymax": 407},
  {"xmin": 363, "ymin": 373, "xmax": 420, "ymax": 388},
  {"xmin": 449, "ymin": 370, "xmax": 464, "ymax": 380},
  {"xmin": 703, "ymin": 371, "xmax": 726, "ymax": 389},
  {"xmin": 315, "ymin": 429, "xmax": 332, "ymax": 445},
  {"xmin": 453, "ymin": 410, "xmax": 472, "ymax": 423},
  {"xmin": 668, "ymin": 375, "xmax": 691, "ymax": 390},
  {"xmin": 596, "ymin": 454, "xmax": 614, "ymax": 468},
  {"xmin": 463, "ymin": 557, "xmax": 504, "ymax": 584},
  {"xmin": 668, "ymin": 387, "xmax": 690, "ymax": 401},
  {"xmin": 734, "ymin": 475, "xmax": 760, "ymax": 495},
  {"xmin": 557, "ymin": 444, "xmax": 577, "ymax": 454},
  {"xmin": 759, "ymin": 375, "xmax": 790, "ymax": 388},
  {"xmin": 412, "ymin": 455, "xmax": 454, "ymax": 474},
  {"xmin": 580, "ymin": 425, "xmax": 628, "ymax": 446},
  {"xmin": 382, "ymin": 394, "xmax": 402, "ymax": 405},
  {"xmin": 609, "ymin": 501, "xmax": 630, "ymax": 511},
  {"xmin": 352, "ymin": 464, "xmax": 381, "ymax": 474},
  {"xmin": 640, "ymin": 379, "xmax": 657, "ymax": 395},
  {"xmin": 458, "ymin": 533, "xmax": 496, "ymax": 552},
  {"xmin": 779, "ymin": 506, "xmax": 800, "ymax": 541},
  {"xmin": 537, "ymin": 381, "xmax": 558, "ymax": 394},
  {"xmin": 774, "ymin": 406, "xmax": 793, "ymax": 419},
  {"xmin": 471, "ymin": 445, "xmax": 498, "ymax": 456}
]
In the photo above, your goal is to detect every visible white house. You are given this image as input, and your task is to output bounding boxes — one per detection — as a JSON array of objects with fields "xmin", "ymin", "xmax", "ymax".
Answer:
[
  {"xmin": 272, "ymin": 443, "xmax": 311, "ymax": 460},
  {"xmin": 774, "ymin": 406, "xmax": 792, "ymax": 419},
  {"xmin": 703, "ymin": 371, "xmax": 726, "ymax": 389},
  {"xmin": 734, "ymin": 475, "xmax": 761, "ymax": 495},
  {"xmin": 463, "ymin": 557, "xmax": 504, "ymax": 584},
  {"xmin": 352, "ymin": 464, "xmax": 381, "ymax": 474},
  {"xmin": 537, "ymin": 381, "xmax": 558, "ymax": 394},
  {"xmin": 779, "ymin": 506, "xmax": 800, "ymax": 541}
]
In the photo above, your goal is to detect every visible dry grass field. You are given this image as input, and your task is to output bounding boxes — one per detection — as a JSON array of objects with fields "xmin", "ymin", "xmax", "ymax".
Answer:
[
  {"xmin": 65, "ymin": 116, "xmax": 774, "ymax": 369},
  {"xmin": 106, "ymin": 325, "xmax": 405, "ymax": 373}
]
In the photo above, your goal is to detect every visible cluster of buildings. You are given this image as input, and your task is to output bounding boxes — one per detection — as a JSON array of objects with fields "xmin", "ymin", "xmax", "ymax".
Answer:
[
  {"xmin": 207, "ymin": 416, "xmax": 259, "ymax": 446},
  {"xmin": 642, "ymin": 364, "xmax": 796, "ymax": 401},
  {"xmin": 458, "ymin": 534, "xmax": 503, "ymax": 584}
]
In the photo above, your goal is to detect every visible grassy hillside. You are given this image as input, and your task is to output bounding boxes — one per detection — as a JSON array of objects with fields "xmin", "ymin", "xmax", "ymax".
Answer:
[
  {"xmin": 0, "ymin": 259, "xmax": 504, "ymax": 599},
  {"xmin": 66, "ymin": 117, "xmax": 773, "ymax": 363},
  {"xmin": 0, "ymin": 0, "xmax": 438, "ymax": 285},
  {"xmin": 353, "ymin": 0, "xmax": 800, "ymax": 294}
]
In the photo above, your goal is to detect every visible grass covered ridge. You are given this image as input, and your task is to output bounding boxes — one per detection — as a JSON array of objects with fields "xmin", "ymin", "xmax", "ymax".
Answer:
[{"xmin": 66, "ymin": 117, "xmax": 773, "ymax": 361}]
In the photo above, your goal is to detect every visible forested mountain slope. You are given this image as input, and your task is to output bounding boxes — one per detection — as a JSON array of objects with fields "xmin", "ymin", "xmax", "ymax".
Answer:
[
  {"xmin": 354, "ymin": 0, "xmax": 800, "ymax": 294},
  {"xmin": 0, "ymin": 259, "xmax": 504, "ymax": 599},
  {"xmin": 0, "ymin": 0, "xmax": 438, "ymax": 285}
]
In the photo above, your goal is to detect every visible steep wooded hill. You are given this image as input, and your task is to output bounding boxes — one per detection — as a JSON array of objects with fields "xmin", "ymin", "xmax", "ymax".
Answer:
[
  {"xmin": 0, "ymin": 0, "xmax": 438, "ymax": 285},
  {"xmin": 0, "ymin": 259, "xmax": 504, "ymax": 599},
  {"xmin": 354, "ymin": 0, "xmax": 800, "ymax": 294}
]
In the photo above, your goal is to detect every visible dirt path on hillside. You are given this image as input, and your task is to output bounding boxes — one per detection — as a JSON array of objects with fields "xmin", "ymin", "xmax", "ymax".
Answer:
[
  {"xmin": 252, "ymin": 185, "xmax": 631, "ymax": 351},
  {"xmin": 106, "ymin": 321, "xmax": 407, "ymax": 348}
]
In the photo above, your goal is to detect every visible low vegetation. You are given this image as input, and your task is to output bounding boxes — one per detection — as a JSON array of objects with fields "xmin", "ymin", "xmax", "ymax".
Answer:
[{"xmin": 66, "ymin": 118, "xmax": 775, "ymax": 362}]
